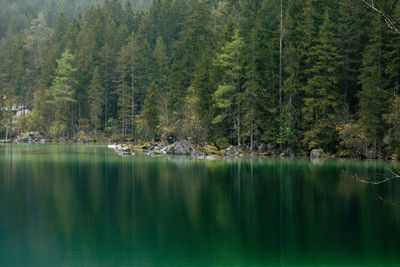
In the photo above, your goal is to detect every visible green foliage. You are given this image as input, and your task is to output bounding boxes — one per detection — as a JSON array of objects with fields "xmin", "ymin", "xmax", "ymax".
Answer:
[
  {"xmin": 88, "ymin": 67, "xmax": 104, "ymax": 131},
  {"xmin": 384, "ymin": 96, "xmax": 400, "ymax": 154},
  {"xmin": 302, "ymin": 9, "xmax": 341, "ymax": 151},
  {"xmin": 1, "ymin": 0, "xmax": 400, "ymax": 158},
  {"xmin": 358, "ymin": 15, "xmax": 391, "ymax": 152},
  {"xmin": 139, "ymin": 83, "xmax": 159, "ymax": 141},
  {"xmin": 47, "ymin": 49, "xmax": 77, "ymax": 137},
  {"xmin": 212, "ymin": 29, "xmax": 244, "ymax": 145},
  {"xmin": 216, "ymin": 137, "xmax": 229, "ymax": 150},
  {"xmin": 50, "ymin": 121, "xmax": 67, "ymax": 138},
  {"xmin": 336, "ymin": 122, "xmax": 368, "ymax": 157},
  {"xmin": 180, "ymin": 86, "xmax": 207, "ymax": 144}
]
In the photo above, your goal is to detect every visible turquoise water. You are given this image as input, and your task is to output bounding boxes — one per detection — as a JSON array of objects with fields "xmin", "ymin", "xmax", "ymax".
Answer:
[{"xmin": 0, "ymin": 144, "xmax": 399, "ymax": 266}]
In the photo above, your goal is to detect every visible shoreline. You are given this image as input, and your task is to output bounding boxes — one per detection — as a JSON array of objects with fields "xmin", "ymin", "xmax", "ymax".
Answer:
[{"xmin": 1, "ymin": 135, "xmax": 395, "ymax": 161}]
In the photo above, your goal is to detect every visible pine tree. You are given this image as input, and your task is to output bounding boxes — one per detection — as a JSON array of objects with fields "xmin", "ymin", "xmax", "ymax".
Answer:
[
  {"xmin": 358, "ymin": 15, "xmax": 391, "ymax": 153},
  {"xmin": 74, "ymin": 21, "xmax": 95, "ymax": 124},
  {"xmin": 153, "ymin": 36, "xmax": 170, "ymax": 135},
  {"xmin": 280, "ymin": 0, "xmax": 304, "ymax": 151},
  {"xmin": 47, "ymin": 49, "xmax": 77, "ymax": 137},
  {"xmin": 212, "ymin": 29, "xmax": 244, "ymax": 146},
  {"xmin": 169, "ymin": 0, "xmax": 212, "ymax": 128},
  {"xmin": 141, "ymin": 83, "xmax": 160, "ymax": 141},
  {"xmin": 338, "ymin": 0, "xmax": 367, "ymax": 115},
  {"xmin": 115, "ymin": 44, "xmax": 132, "ymax": 136},
  {"xmin": 302, "ymin": 9, "xmax": 342, "ymax": 151},
  {"xmin": 88, "ymin": 67, "xmax": 104, "ymax": 132},
  {"xmin": 180, "ymin": 85, "xmax": 206, "ymax": 143}
]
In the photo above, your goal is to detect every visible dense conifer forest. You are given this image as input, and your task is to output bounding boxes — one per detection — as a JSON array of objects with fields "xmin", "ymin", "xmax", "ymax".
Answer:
[{"xmin": 1, "ymin": 0, "xmax": 400, "ymax": 157}]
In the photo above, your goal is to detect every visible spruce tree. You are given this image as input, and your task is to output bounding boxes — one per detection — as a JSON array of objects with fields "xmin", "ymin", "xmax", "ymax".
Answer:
[
  {"xmin": 47, "ymin": 49, "xmax": 77, "ymax": 137},
  {"xmin": 302, "ymin": 9, "xmax": 341, "ymax": 151},
  {"xmin": 212, "ymin": 29, "xmax": 244, "ymax": 146},
  {"xmin": 115, "ymin": 44, "xmax": 132, "ymax": 135},
  {"xmin": 141, "ymin": 83, "xmax": 160, "ymax": 141},
  {"xmin": 88, "ymin": 67, "xmax": 104, "ymax": 132},
  {"xmin": 338, "ymin": 0, "xmax": 367, "ymax": 115},
  {"xmin": 358, "ymin": 15, "xmax": 391, "ymax": 153},
  {"xmin": 153, "ymin": 36, "xmax": 170, "ymax": 135}
]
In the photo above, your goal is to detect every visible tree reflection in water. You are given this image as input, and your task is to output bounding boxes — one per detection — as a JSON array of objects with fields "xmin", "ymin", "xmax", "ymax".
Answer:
[{"xmin": 0, "ymin": 145, "xmax": 399, "ymax": 265}]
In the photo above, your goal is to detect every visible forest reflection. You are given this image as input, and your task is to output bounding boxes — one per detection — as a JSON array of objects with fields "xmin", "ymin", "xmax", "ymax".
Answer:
[{"xmin": 0, "ymin": 145, "xmax": 399, "ymax": 265}]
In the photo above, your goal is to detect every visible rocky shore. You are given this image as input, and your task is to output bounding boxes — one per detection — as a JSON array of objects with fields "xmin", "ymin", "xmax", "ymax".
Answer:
[
  {"xmin": 15, "ymin": 132, "xmax": 47, "ymax": 144},
  {"xmin": 138, "ymin": 140, "xmax": 270, "ymax": 159},
  {"xmin": 0, "ymin": 132, "xmax": 341, "ymax": 160},
  {"xmin": 110, "ymin": 144, "xmax": 135, "ymax": 156}
]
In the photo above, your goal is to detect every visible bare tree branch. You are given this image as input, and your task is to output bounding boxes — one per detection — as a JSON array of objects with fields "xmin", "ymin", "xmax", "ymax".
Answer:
[
  {"xmin": 376, "ymin": 195, "xmax": 400, "ymax": 208},
  {"xmin": 361, "ymin": 0, "xmax": 400, "ymax": 34},
  {"xmin": 353, "ymin": 170, "xmax": 400, "ymax": 208},
  {"xmin": 353, "ymin": 161, "xmax": 400, "ymax": 185},
  {"xmin": 354, "ymin": 173, "xmax": 399, "ymax": 185}
]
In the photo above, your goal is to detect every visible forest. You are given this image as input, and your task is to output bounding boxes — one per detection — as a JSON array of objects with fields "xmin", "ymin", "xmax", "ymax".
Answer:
[{"xmin": 0, "ymin": 0, "xmax": 400, "ymax": 158}]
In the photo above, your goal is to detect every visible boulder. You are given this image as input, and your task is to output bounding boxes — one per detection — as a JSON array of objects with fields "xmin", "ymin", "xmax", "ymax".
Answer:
[
  {"xmin": 142, "ymin": 140, "xmax": 205, "ymax": 157},
  {"xmin": 117, "ymin": 145, "xmax": 134, "ymax": 156},
  {"xmin": 154, "ymin": 142, "xmax": 168, "ymax": 151},
  {"xmin": 258, "ymin": 143, "xmax": 266, "ymax": 151},
  {"xmin": 16, "ymin": 132, "xmax": 46, "ymax": 144},
  {"xmin": 224, "ymin": 146, "xmax": 241, "ymax": 157},
  {"xmin": 191, "ymin": 148, "xmax": 205, "ymax": 157},
  {"xmin": 310, "ymin": 149, "xmax": 324, "ymax": 159},
  {"xmin": 174, "ymin": 140, "xmax": 193, "ymax": 155},
  {"xmin": 161, "ymin": 144, "xmax": 175, "ymax": 155},
  {"xmin": 142, "ymin": 143, "xmax": 156, "ymax": 151}
]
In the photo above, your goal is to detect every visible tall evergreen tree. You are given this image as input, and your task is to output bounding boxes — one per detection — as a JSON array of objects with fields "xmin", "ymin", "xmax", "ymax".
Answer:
[
  {"xmin": 212, "ymin": 29, "xmax": 244, "ymax": 146},
  {"xmin": 47, "ymin": 49, "xmax": 77, "ymax": 137},
  {"xmin": 338, "ymin": 0, "xmax": 367, "ymax": 116},
  {"xmin": 359, "ymin": 15, "xmax": 391, "ymax": 153},
  {"xmin": 140, "ymin": 82, "xmax": 159, "ymax": 141},
  {"xmin": 302, "ymin": 9, "xmax": 341, "ymax": 151},
  {"xmin": 88, "ymin": 67, "xmax": 104, "ymax": 132}
]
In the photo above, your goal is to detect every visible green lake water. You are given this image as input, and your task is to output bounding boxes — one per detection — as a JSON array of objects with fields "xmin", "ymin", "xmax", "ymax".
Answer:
[{"xmin": 0, "ymin": 144, "xmax": 400, "ymax": 266}]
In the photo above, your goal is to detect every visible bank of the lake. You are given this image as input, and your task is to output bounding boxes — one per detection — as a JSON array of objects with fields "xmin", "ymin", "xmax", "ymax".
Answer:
[{"xmin": 0, "ymin": 144, "xmax": 400, "ymax": 266}]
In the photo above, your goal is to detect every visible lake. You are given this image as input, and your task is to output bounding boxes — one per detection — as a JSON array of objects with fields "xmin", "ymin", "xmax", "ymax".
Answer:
[{"xmin": 0, "ymin": 144, "xmax": 399, "ymax": 266}]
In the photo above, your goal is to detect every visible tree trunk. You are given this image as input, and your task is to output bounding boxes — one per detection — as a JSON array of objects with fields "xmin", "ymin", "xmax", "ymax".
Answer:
[
  {"xmin": 131, "ymin": 74, "xmax": 135, "ymax": 137},
  {"xmin": 279, "ymin": 0, "xmax": 284, "ymax": 151}
]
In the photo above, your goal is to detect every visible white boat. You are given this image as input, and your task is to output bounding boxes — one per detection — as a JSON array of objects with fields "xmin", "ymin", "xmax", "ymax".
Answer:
[{"xmin": 108, "ymin": 144, "xmax": 121, "ymax": 150}]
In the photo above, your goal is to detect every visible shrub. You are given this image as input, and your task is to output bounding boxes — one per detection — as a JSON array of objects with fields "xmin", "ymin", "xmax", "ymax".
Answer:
[
  {"xmin": 336, "ymin": 122, "xmax": 368, "ymax": 157},
  {"xmin": 216, "ymin": 137, "xmax": 229, "ymax": 150}
]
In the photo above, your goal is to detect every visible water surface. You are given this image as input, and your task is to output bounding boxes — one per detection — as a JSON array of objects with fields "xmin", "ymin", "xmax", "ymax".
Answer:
[{"xmin": 0, "ymin": 144, "xmax": 399, "ymax": 266}]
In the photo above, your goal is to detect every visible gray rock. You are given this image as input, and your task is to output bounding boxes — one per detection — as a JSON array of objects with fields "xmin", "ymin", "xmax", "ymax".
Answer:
[
  {"xmin": 174, "ymin": 140, "xmax": 193, "ymax": 155},
  {"xmin": 143, "ymin": 140, "xmax": 205, "ymax": 157},
  {"xmin": 160, "ymin": 144, "xmax": 174, "ymax": 154},
  {"xmin": 258, "ymin": 143, "xmax": 266, "ymax": 151},
  {"xmin": 16, "ymin": 132, "xmax": 46, "ymax": 144},
  {"xmin": 310, "ymin": 149, "xmax": 324, "ymax": 159},
  {"xmin": 224, "ymin": 146, "xmax": 241, "ymax": 157},
  {"xmin": 117, "ymin": 145, "xmax": 134, "ymax": 156},
  {"xmin": 191, "ymin": 148, "xmax": 205, "ymax": 157},
  {"xmin": 154, "ymin": 141, "xmax": 167, "ymax": 151}
]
